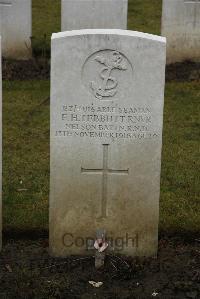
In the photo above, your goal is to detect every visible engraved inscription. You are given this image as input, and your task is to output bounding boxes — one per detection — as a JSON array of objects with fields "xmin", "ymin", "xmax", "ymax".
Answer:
[
  {"xmin": 91, "ymin": 51, "xmax": 127, "ymax": 100},
  {"xmin": 81, "ymin": 144, "xmax": 129, "ymax": 218},
  {"xmin": 82, "ymin": 50, "xmax": 133, "ymax": 101},
  {"xmin": 55, "ymin": 103, "xmax": 159, "ymax": 141}
]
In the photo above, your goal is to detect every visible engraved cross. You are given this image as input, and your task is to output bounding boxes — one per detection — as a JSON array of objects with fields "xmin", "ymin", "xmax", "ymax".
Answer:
[{"xmin": 81, "ymin": 144, "xmax": 129, "ymax": 218}]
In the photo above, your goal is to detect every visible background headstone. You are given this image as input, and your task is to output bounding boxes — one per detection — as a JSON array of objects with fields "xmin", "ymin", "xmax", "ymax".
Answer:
[
  {"xmin": 50, "ymin": 29, "xmax": 166, "ymax": 257},
  {"xmin": 61, "ymin": 0, "xmax": 128, "ymax": 31},
  {"xmin": 0, "ymin": 36, "xmax": 2, "ymax": 250},
  {"xmin": 162, "ymin": 0, "xmax": 200, "ymax": 63},
  {"xmin": 0, "ymin": 0, "xmax": 32, "ymax": 59}
]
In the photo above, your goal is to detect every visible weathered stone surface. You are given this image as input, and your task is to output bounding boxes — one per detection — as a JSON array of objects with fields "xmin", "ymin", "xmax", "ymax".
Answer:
[
  {"xmin": 0, "ymin": 36, "xmax": 2, "ymax": 250},
  {"xmin": 50, "ymin": 29, "xmax": 166, "ymax": 257},
  {"xmin": 61, "ymin": 0, "xmax": 128, "ymax": 31},
  {"xmin": 162, "ymin": 0, "xmax": 200, "ymax": 63},
  {"xmin": 0, "ymin": 0, "xmax": 32, "ymax": 59}
]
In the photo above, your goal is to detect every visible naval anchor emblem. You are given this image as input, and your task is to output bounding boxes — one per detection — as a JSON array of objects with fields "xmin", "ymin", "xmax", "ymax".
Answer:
[{"xmin": 90, "ymin": 51, "xmax": 128, "ymax": 100}]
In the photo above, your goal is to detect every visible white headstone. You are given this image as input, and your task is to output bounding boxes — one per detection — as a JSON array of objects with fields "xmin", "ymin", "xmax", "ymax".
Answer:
[
  {"xmin": 0, "ymin": 0, "xmax": 32, "ymax": 60},
  {"xmin": 61, "ymin": 0, "xmax": 128, "ymax": 31},
  {"xmin": 50, "ymin": 29, "xmax": 166, "ymax": 257},
  {"xmin": 0, "ymin": 36, "xmax": 2, "ymax": 251},
  {"xmin": 162, "ymin": 0, "xmax": 200, "ymax": 63}
]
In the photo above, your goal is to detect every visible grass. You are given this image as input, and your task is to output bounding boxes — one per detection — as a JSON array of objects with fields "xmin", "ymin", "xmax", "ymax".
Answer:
[
  {"xmin": 2, "ymin": 0, "xmax": 200, "ymax": 233},
  {"xmin": 31, "ymin": 0, "xmax": 162, "ymax": 57},
  {"xmin": 32, "ymin": 0, "xmax": 61, "ymax": 57},
  {"xmin": 3, "ymin": 81, "xmax": 50, "ymax": 231},
  {"xmin": 3, "ymin": 80, "xmax": 200, "ymax": 233},
  {"xmin": 160, "ymin": 82, "xmax": 200, "ymax": 233},
  {"xmin": 128, "ymin": 0, "xmax": 162, "ymax": 35}
]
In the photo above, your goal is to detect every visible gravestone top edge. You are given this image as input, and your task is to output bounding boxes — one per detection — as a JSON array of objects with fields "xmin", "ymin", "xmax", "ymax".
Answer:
[{"xmin": 52, "ymin": 29, "xmax": 166, "ymax": 44}]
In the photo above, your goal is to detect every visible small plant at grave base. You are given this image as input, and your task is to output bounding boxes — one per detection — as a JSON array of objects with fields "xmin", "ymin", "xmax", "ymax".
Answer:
[{"xmin": 94, "ymin": 229, "xmax": 109, "ymax": 269}]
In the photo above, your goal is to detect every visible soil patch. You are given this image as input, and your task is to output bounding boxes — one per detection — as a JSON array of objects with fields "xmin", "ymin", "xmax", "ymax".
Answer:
[
  {"xmin": 2, "ymin": 58, "xmax": 50, "ymax": 81},
  {"xmin": 166, "ymin": 61, "xmax": 200, "ymax": 82},
  {"xmin": 0, "ymin": 235, "xmax": 199, "ymax": 299},
  {"xmin": 2, "ymin": 58, "xmax": 200, "ymax": 82}
]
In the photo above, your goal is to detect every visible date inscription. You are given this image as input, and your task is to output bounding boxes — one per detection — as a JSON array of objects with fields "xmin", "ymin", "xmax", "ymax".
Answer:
[{"xmin": 55, "ymin": 103, "xmax": 159, "ymax": 141}]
